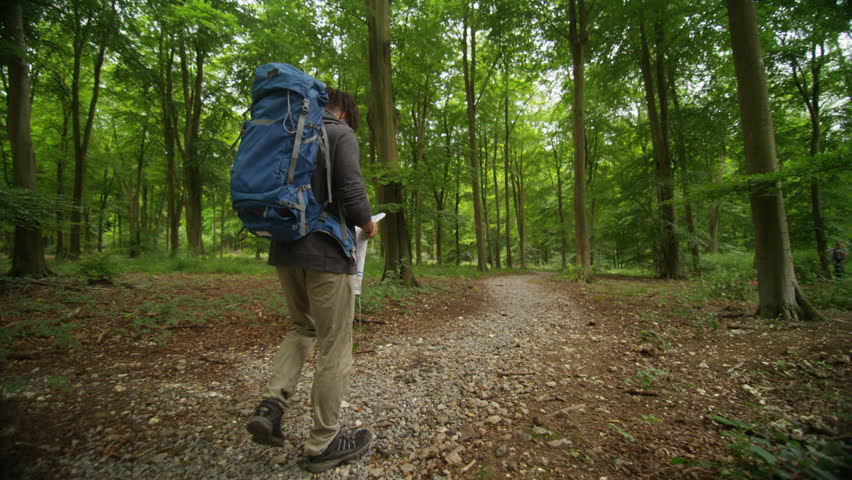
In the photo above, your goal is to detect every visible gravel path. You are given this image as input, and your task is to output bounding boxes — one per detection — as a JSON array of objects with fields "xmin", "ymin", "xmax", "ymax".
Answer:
[{"xmin": 52, "ymin": 273, "xmax": 581, "ymax": 479}]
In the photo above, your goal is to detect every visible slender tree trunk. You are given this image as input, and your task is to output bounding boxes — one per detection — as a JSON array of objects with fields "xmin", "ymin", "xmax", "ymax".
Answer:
[
  {"xmin": 569, "ymin": 0, "xmax": 592, "ymax": 280},
  {"xmin": 129, "ymin": 128, "xmax": 146, "ymax": 257},
  {"xmin": 708, "ymin": 146, "xmax": 724, "ymax": 253},
  {"xmin": 160, "ymin": 38, "xmax": 180, "ymax": 257},
  {"xmin": 791, "ymin": 46, "xmax": 831, "ymax": 277},
  {"xmin": 492, "ymin": 131, "xmax": 502, "ymax": 268},
  {"xmin": 69, "ymin": 0, "xmax": 112, "ymax": 258},
  {"xmin": 454, "ymin": 170, "xmax": 461, "ymax": 265},
  {"xmin": 178, "ymin": 46, "xmax": 205, "ymax": 256},
  {"xmin": 726, "ymin": 0, "xmax": 824, "ymax": 322},
  {"xmin": 511, "ymin": 154, "xmax": 527, "ymax": 269},
  {"xmin": 671, "ymin": 76, "xmax": 699, "ymax": 272},
  {"xmin": 462, "ymin": 6, "xmax": 488, "ymax": 272},
  {"xmin": 5, "ymin": 0, "xmax": 51, "ymax": 277},
  {"xmin": 504, "ymin": 96, "xmax": 512, "ymax": 268},
  {"xmin": 638, "ymin": 12, "xmax": 682, "ymax": 279},
  {"xmin": 367, "ymin": 0, "xmax": 417, "ymax": 286},
  {"xmin": 412, "ymin": 85, "xmax": 431, "ymax": 266},
  {"xmin": 553, "ymin": 148, "xmax": 567, "ymax": 270},
  {"xmin": 481, "ymin": 143, "xmax": 492, "ymax": 267}
]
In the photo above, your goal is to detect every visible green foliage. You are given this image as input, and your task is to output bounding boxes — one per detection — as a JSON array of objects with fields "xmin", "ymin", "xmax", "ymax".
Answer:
[
  {"xmin": 77, "ymin": 254, "xmax": 121, "ymax": 284},
  {"xmin": 609, "ymin": 423, "xmax": 636, "ymax": 442},
  {"xmin": 0, "ymin": 187, "xmax": 75, "ymax": 232},
  {"xmin": 709, "ymin": 413, "xmax": 852, "ymax": 479},
  {"xmin": 0, "ymin": 315, "xmax": 79, "ymax": 356},
  {"xmin": 116, "ymin": 253, "xmax": 271, "ymax": 275},
  {"xmin": 358, "ymin": 281, "xmax": 411, "ymax": 314},
  {"xmin": 2, "ymin": 377, "xmax": 27, "ymax": 395},
  {"xmin": 699, "ymin": 252, "xmax": 758, "ymax": 301},
  {"xmin": 626, "ymin": 366, "xmax": 669, "ymax": 391},
  {"xmin": 800, "ymin": 280, "xmax": 851, "ymax": 311}
]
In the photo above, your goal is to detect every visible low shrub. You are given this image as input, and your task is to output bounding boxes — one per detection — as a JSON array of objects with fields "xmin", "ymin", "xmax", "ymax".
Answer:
[
  {"xmin": 77, "ymin": 253, "xmax": 121, "ymax": 285},
  {"xmin": 699, "ymin": 252, "xmax": 757, "ymax": 301}
]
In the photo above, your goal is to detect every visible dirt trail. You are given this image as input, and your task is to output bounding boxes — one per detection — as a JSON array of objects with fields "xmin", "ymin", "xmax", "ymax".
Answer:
[{"xmin": 4, "ymin": 272, "xmax": 849, "ymax": 479}]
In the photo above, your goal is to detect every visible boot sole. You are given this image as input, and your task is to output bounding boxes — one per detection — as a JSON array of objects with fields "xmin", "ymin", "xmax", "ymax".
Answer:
[
  {"xmin": 246, "ymin": 416, "xmax": 284, "ymax": 447},
  {"xmin": 304, "ymin": 438, "xmax": 371, "ymax": 473}
]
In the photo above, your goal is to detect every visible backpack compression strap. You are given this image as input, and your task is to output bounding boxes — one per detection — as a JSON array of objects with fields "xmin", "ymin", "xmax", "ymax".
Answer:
[{"xmin": 287, "ymin": 97, "xmax": 312, "ymax": 185}]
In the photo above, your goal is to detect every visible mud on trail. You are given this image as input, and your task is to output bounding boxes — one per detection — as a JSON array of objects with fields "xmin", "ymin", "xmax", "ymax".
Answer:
[{"xmin": 0, "ymin": 272, "xmax": 849, "ymax": 479}]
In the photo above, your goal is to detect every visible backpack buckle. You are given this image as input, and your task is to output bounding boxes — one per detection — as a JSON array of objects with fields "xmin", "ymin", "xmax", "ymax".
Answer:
[{"xmin": 301, "ymin": 98, "xmax": 310, "ymax": 113}]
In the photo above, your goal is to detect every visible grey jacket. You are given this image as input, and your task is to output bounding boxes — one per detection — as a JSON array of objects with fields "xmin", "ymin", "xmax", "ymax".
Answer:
[{"xmin": 267, "ymin": 111, "xmax": 371, "ymax": 274}]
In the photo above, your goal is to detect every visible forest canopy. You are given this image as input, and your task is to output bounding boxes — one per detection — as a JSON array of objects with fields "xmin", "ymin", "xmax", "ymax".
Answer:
[{"xmin": 1, "ymin": 0, "xmax": 850, "ymax": 284}]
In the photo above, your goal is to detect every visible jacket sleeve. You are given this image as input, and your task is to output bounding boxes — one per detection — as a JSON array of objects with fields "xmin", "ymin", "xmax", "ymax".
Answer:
[{"xmin": 331, "ymin": 129, "xmax": 372, "ymax": 227}]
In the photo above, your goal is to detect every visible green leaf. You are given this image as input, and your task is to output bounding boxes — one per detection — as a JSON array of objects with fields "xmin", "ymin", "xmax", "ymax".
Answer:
[
  {"xmin": 746, "ymin": 443, "xmax": 777, "ymax": 465},
  {"xmin": 711, "ymin": 414, "xmax": 754, "ymax": 431}
]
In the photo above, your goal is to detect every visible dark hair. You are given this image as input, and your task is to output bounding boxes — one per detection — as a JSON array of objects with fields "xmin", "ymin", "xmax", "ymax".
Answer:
[{"xmin": 326, "ymin": 87, "xmax": 361, "ymax": 132}]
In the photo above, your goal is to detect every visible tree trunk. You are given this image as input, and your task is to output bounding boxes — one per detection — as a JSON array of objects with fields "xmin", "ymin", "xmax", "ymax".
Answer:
[
  {"xmin": 462, "ymin": 5, "xmax": 488, "ymax": 272},
  {"xmin": 129, "ymin": 129, "xmax": 146, "ymax": 257},
  {"xmin": 503, "ymin": 96, "xmax": 512, "ymax": 268},
  {"xmin": 726, "ymin": 0, "xmax": 824, "ymax": 322},
  {"xmin": 412, "ymin": 87, "xmax": 429, "ymax": 266},
  {"xmin": 69, "ymin": 0, "xmax": 112, "ymax": 258},
  {"xmin": 671, "ymin": 73, "xmax": 699, "ymax": 272},
  {"xmin": 178, "ymin": 46, "xmax": 205, "ymax": 256},
  {"xmin": 366, "ymin": 0, "xmax": 417, "ymax": 286},
  {"xmin": 161, "ymin": 39, "xmax": 180, "ymax": 257},
  {"xmin": 791, "ymin": 45, "xmax": 831, "ymax": 277},
  {"xmin": 492, "ymin": 130, "xmax": 502, "ymax": 269},
  {"xmin": 638, "ymin": 12, "xmax": 681, "ymax": 279},
  {"xmin": 6, "ymin": 0, "xmax": 51, "ymax": 277},
  {"xmin": 708, "ymin": 146, "xmax": 725, "ymax": 253},
  {"xmin": 481, "ymin": 143, "xmax": 492, "ymax": 267},
  {"xmin": 553, "ymin": 148, "xmax": 567, "ymax": 270},
  {"xmin": 511, "ymin": 153, "xmax": 526, "ymax": 269},
  {"xmin": 569, "ymin": 0, "xmax": 592, "ymax": 280},
  {"xmin": 454, "ymin": 170, "xmax": 461, "ymax": 265}
]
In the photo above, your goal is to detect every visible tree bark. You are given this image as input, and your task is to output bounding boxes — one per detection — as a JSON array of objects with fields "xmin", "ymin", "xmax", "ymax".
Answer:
[
  {"xmin": 5, "ymin": 0, "xmax": 51, "ymax": 277},
  {"xmin": 791, "ymin": 44, "xmax": 831, "ymax": 277},
  {"xmin": 492, "ymin": 130, "xmax": 502, "ymax": 268},
  {"xmin": 511, "ymin": 153, "xmax": 526, "ymax": 269},
  {"xmin": 69, "ymin": 0, "xmax": 113, "ymax": 258},
  {"xmin": 637, "ymin": 11, "xmax": 681, "ymax": 279},
  {"xmin": 366, "ymin": 0, "xmax": 417, "ymax": 286},
  {"xmin": 553, "ymin": 148, "xmax": 567, "ymax": 270},
  {"xmin": 462, "ymin": 5, "xmax": 488, "ymax": 272},
  {"xmin": 726, "ymin": 0, "xmax": 824, "ymax": 322},
  {"xmin": 708, "ymin": 146, "xmax": 725, "ymax": 253},
  {"xmin": 411, "ymin": 85, "xmax": 430, "ymax": 266},
  {"xmin": 568, "ymin": 0, "xmax": 592, "ymax": 280},
  {"xmin": 178, "ymin": 45, "xmax": 205, "ymax": 256},
  {"xmin": 503, "ymin": 95, "xmax": 512, "ymax": 268}
]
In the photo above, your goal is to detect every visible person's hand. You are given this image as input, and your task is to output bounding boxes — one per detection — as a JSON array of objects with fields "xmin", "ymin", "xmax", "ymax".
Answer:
[{"xmin": 361, "ymin": 221, "xmax": 378, "ymax": 239}]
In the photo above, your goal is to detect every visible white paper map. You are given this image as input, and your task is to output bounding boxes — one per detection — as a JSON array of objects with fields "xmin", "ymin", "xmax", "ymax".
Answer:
[{"xmin": 353, "ymin": 212, "xmax": 385, "ymax": 295}]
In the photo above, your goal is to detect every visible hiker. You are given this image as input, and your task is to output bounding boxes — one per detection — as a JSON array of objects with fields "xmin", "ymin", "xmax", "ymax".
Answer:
[
  {"xmin": 827, "ymin": 242, "xmax": 847, "ymax": 278},
  {"xmin": 247, "ymin": 87, "xmax": 378, "ymax": 473}
]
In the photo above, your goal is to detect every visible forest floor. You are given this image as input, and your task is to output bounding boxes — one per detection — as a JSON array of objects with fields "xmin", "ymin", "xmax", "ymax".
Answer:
[{"xmin": 0, "ymin": 271, "xmax": 850, "ymax": 479}]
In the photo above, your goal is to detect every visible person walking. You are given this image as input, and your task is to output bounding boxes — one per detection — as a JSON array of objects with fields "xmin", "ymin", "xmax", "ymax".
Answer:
[
  {"xmin": 827, "ymin": 241, "xmax": 847, "ymax": 278},
  {"xmin": 247, "ymin": 86, "xmax": 377, "ymax": 473}
]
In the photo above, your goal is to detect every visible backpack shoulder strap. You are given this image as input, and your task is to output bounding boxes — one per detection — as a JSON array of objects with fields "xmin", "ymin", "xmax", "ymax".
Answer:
[{"xmin": 320, "ymin": 123, "xmax": 333, "ymax": 204}]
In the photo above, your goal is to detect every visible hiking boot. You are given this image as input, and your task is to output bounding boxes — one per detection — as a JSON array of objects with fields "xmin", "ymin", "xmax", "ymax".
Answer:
[
  {"xmin": 305, "ymin": 429, "xmax": 372, "ymax": 473},
  {"xmin": 246, "ymin": 399, "xmax": 284, "ymax": 447}
]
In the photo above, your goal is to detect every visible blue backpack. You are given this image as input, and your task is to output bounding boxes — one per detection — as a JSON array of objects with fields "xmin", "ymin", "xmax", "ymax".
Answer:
[{"xmin": 230, "ymin": 63, "xmax": 355, "ymax": 259}]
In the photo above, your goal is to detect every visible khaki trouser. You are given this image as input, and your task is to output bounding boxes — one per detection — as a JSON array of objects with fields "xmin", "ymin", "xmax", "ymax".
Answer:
[{"xmin": 264, "ymin": 266, "xmax": 354, "ymax": 456}]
